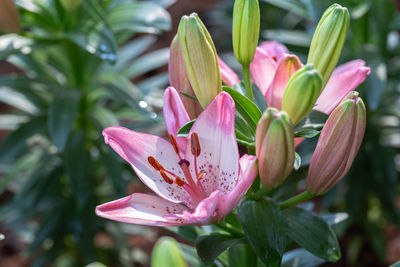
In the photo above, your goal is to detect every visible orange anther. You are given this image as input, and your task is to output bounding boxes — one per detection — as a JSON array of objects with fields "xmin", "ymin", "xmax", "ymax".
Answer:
[
  {"xmin": 197, "ymin": 170, "xmax": 207, "ymax": 180},
  {"xmin": 168, "ymin": 134, "xmax": 180, "ymax": 155},
  {"xmin": 175, "ymin": 177, "xmax": 185, "ymax": 187},
  {"xmin": 190, "ymin": 132, "xmax": 201, "ymax": 157},
  {"xmin": 148, "ymin": 156, "xmax": 164, "ymax": 171},
  {"xmin": 160, "ymin": 170, "xmax": 174, "ymax": 184}
]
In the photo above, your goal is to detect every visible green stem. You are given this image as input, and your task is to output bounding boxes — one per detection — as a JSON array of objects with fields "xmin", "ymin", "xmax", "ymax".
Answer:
[
  {"xmin": 242, "ymin": 64, "xmax": 253, "ymax": 101},
  {"xmin": 252, "ymin": 187, "xmax": 270, "ymax": 200},
  {"xmin": 279, "ymin": 190, "xmax": 314, "ymax": 210},
  {"xmin": 216, "ymin": 223, "xmax": 244, "ymax": 238}
]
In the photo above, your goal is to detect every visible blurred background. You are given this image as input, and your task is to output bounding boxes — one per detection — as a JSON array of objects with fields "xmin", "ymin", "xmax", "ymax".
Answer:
[{"xmin": 0, "ymin": 0, "xmax": 399, "ymax": 266}]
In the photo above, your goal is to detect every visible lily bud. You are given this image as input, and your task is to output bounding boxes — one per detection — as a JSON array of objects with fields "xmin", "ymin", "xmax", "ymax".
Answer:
[
  {"xmin": 281, "ymin": 64, "xmax": 322, "ymax": 125},
  {"xmin": 0, "ymin": 0, "xmax": 20, "ymax": 33},
  {"xmin": 60, "ymin": 0, "xmax": 82, "ymax": 11},
  {"xmin": 169, "ymin": 35, "xmax": 203, "ymax": 119},
  {"xmin": 306, "ymin": 91, "xmax": 366, "ymax": 195},
  {"xmin": 307, "ymin": 4, "xmax": 350, "ymax": 87},
  {"xmin": 256, "ymin": 108, "xmax": 295, "ymax": 189},
  {"xmin": 178, "ymin": 13, "xmax": 222, "ymax": 109},
  {"xmin": 232, "ymin": 0, "xmax": 260, "ymax": 65}
]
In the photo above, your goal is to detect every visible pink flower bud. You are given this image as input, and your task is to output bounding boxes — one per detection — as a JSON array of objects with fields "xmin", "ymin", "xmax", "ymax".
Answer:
[
  {"xmin": 0, "ymin": 0, "xmax": 20, "ymax": 33},
  {"xmin": 256, "ymin": 108, "xmax": 295, "ymax": 188},
  {"xmin": 306, "ymin": 91, "xmax": 366, "ymax": 195},
  {"xmin": 169, "ymin": 35, "xmax": 203, "ymax": 119}
]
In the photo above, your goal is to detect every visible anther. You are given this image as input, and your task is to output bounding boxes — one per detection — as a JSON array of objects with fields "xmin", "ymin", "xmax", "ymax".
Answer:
[
  {"xmin": 175, "ymin": 177, "xmax": 185, "ymax": 187},
  {"xmin": 160, "ymin": 170, "xmax": 174, "ymax": 184},
  {"xmin": 197, "ymin": 170, "xmax": 207, "ymax": 180},
  {"xmin": 190, "ymin": 132, "xmax": 201, "ymax": 157},
  {"xmin": 148, "ymin": 156, "xmax": 164, "ymax": 171},
  {"xmin": 168, "ymin": 134, "xmax": 180, "ymax": 155}
]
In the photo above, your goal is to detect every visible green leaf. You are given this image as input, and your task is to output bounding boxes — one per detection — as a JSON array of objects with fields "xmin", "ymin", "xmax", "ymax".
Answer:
[
  {"xmin": 263, "ymin": 30, "xmax": 312, "ymax": 47},
  {"xmin": 195, "ymin": 233, "xmax": 245, "ymax": 266},
  {"xmin": 165, "ymin": 225, "xmax": 201, "ymax": 243},
  {"xmin": 282, "ymin": 248, "xmax": 325, "ymax": 267},
  {"xmin": 261, "ymin": 0, "xmax": 310, "ymax": 18},
  {"xmin": 294, "ymin": 129, "xmax": 320, "ymax": 138},
  {"xmin": 0, "ymin": 116, "xmax": 47, "ymax": 164},
  {"xmin": 294, "ymin": 152, "xmax": 301, "ymax": 170},
  {"xmin": 0, "ymin": 34, "xmax": 34, "ymax": 59},
  {"xmin": 0, "ymin": 87, "xmax": 39, "ymax": 114},
  {"xmin": 238, "ymin": 199, "xmax": 286, "ymax": 267},
  {"xmin": 282, "ymin": 207, "xmax": 341, "ymax": 262},
  {"xmin": 151, "ymin": 237, "xmax": 186, "ymax": 267},
  {"xmin": 176, "ymin": 119, "xmax": 196, "ymax": 137},
  {"xmin": 178, "ymin": 243, "xmax": 203, "ymax": 267},
  {"xmin": 122, "ymin": 48, "xmax": 169, "ymax": 79},
  {"xmin": 223, "ymin": 86, "xmax": 262, "ymax": 132},
  {"xmin": 320, "ymin": 213, "xmax": 348, "ymax": 226},
  {"xmin": 390, "ymin": 261, "xmax": 400, "ymax": 267},
  {"xmin": 48, "ymin": 90, "xmax": 81, "ymax": 152}
]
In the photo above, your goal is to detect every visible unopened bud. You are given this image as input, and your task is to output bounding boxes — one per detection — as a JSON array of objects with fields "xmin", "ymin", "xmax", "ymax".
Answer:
[
  {"xmin": 306, "ymin": 91, "xmax": 366, "ymax": 195},
  {"xmin": 60, "ymin": 0, "xmax": 82, "ymax": 11},
  {"xmin": 232, "ymin": 0, "xmax": 260, "ymax": 65},
  {"xmin": 281, "ymin": 64, "xmax": 322, "ymax": 125},
  {"xmin": 169, "ymin": 35, "xmax": 203, "ymax": 119},
  {"xmin": 307, "ymin": 4, "xmax": 350, "ymax": 87},
  {"xmin": 0, "ymin": 0, "xmax": 20, "ymax": 33},
  {"xmin": 178, "ymin": 13, "xmax": 222, "ymax": 109},
  {"xmin": 256, "ymin": 108, "xmax": 295, "ymax": 188}
]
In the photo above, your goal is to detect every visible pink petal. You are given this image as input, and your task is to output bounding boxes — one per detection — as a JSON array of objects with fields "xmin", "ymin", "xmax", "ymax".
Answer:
[
  {"xmin": 259, "ymin": 41, "xmax": 289, "ymax": 62},
  {"xmin": 314, "ymin": 60, "xmax": 371, "ymax": 114},
  {"xmin": 265, "ymin": 54, "xmax": 303, "ymax": 108},
  {"xmin": 95, "ymin": 193, "xmax": 191, "ymax": 226},
  {"xmin": 186, "ymin": 92, "xmax": 240, "ymax": 196},
  {"xmin": 163, "ymin": 87, "xmax": 190, "ymax": 152},
  {"xmin": 103, "ymin": 127, "xmax": 193, "ymax": 206},
  {"xmin": 250, "ymin": 47, "xmax": 277, "ymax": 95},
  {"xmin": 216, "ymin": 155, "xmax": 258, "ymax": 220},
  {"xmin": 167, "ymin": 190, "xmax": 220, "ymax": 224},
  {"xmin": 218, "ymin": 56, "xmax": 240, "ymax": 87}
]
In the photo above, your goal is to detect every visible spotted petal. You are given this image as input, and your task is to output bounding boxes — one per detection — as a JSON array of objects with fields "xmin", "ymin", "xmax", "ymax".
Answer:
[
  {"xmin": 187, "ymin": 92, "xmax": 239, "ymax": 196},
  {"xmin": 103, "ymin": 127, "xmax": 192, "ymax": 206},
  {"xmin": 250, "ymin": 47, "xmax": 277, "ymax": 95},
  {"xmin": 163, "ymin": 87, "xmax": 191, "ymax": 152},
  {"xmin": 217, "ymin": 155, "xmax": 258, "ymax": 220},
  {"xmin": 315, "ymin": 60, "xmax": 371, "ymax": 114},
  {"xmin": 95, "ymin": 193, "xmax": 191, "ymax": 226}
]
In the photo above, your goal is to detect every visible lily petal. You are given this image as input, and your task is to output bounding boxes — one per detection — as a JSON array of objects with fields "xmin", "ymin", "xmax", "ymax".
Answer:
[
  {"xmin": 265, "ymin": 54, "xmax": 303, "ymax": 108},
  {"xmin": 216, "ymin": 155, "xmax": 258, "ymax": 220},
  {"xmin": 314, "ymin": 60, "xmax": 371, "ymax": 114},
  {"xmin": 259, "ymin": 41, "xmax": 289, "ymax": 62},
  {"xmin": 187, "ymin": 92, "xmax": 240, "ymax": 195},
  {"xmin": 95, "ymin": 193, "xmax": 190, "ymax": 226},
  {"xmin": 163, "ymin": 87, "xmax": 191, "ymax": 152},
  {"xmin": 167, "ymin": 190, "xmax": 220, "ymax": 224},
  {"xmin": 218, "ymin": 56, "xmax": 240, "ymax": 87},
  {"xmin": 103, "ymin": 127, "xmax": 192, "ymax": 206},
  {"xmin": 250, "ymin": 47, "xmax": 277, "ymax": 95}
]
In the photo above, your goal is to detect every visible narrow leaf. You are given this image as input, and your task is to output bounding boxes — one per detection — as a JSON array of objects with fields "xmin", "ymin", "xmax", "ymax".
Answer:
[
  {"xmin": 294, "ymin": 152, "xmax": 301, "ymax": 170},
  {"xmin": 176, "ymin": 119, "xmax": 196, "ymax": 137},
  {"xmin": 294, "ymin": 129, "xmax": 320, "ymax": 138},
  {"xmin": 48, "ymin": 90, "xmax": 81, "ymax": 152}
]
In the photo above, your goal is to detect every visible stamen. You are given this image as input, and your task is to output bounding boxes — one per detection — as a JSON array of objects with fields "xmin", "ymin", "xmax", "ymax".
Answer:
[
  {"xmin": 160, "ymin": 170, "xmax": 174, "ymax": 184},
  {"xmin": 148, "ymin": 156, "xmax": 164, "ymax": 171},
  {"xmin": 175, "ymin": 177, "xmax": 185, "ymax": 187},
  {"xmin": 190, "ymin": 133, "xmax": 201, "ymax": 157},
  {"xmin": 197, "ymin": 170, "xmax": 207, "ymax": 180},
  {"xmin": 168, "ymin": 134, "xmax": 180, "ymax": 155},
  {"xmin": 178, "ymin": 159, "xmax": 190, "ymax": 167}
]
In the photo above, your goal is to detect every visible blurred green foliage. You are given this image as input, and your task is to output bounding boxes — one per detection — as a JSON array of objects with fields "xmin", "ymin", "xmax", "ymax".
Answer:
[
  {"xmin": 212, "ymin": 0, "xmax": 400, "ymax": 265},
  {"xmin": 0, "ymin": 0, "xmax": 174, "ymax": 265}
]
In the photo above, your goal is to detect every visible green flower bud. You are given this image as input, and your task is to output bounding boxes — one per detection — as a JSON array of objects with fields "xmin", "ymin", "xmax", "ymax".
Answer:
[
  {"xmin": 281, "ymin": 64, "xmax": 322, "ymax": 125},
  {"xmin": 178, "ymin": 13, "xmax": 222, "ymax": 109},
  {"xmin": 256, "ymin": 108, "xmax": 295, "ymax": 189},
  {"xmin": 232, "ymin": 0, "xmax": 260, "ymax": 65},
  {"xmin": 60, "ymin": 0, "xmax": 82, "ymax": 11},
  {"xmin": 307, "ymin": 4, "xmax": 350, "ymax": 87}
]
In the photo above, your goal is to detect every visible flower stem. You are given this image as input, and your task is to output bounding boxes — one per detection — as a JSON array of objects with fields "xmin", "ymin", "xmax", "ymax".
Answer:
[
  {"xmin": 279, "ymin": 190, "xmax": 314, "ymax": 210},
  {"xmin": 242, "ymin": 64, "xmax": 253, "ymax": 101}
]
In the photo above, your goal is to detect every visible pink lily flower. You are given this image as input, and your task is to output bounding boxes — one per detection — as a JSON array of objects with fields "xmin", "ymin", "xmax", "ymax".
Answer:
[
  {"xmin": 96, "ymin": 88, "xmax": 258, "ymax": 226},
  {"xmin": 219, "ymin": 41, "xmax": 370, "ymax": 115}
]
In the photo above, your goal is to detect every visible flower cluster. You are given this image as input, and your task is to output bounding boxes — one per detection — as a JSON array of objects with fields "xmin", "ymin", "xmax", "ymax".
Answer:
[{"xmin": 96, "ymin": 2, "xmax": 369, "ymax": 227}]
